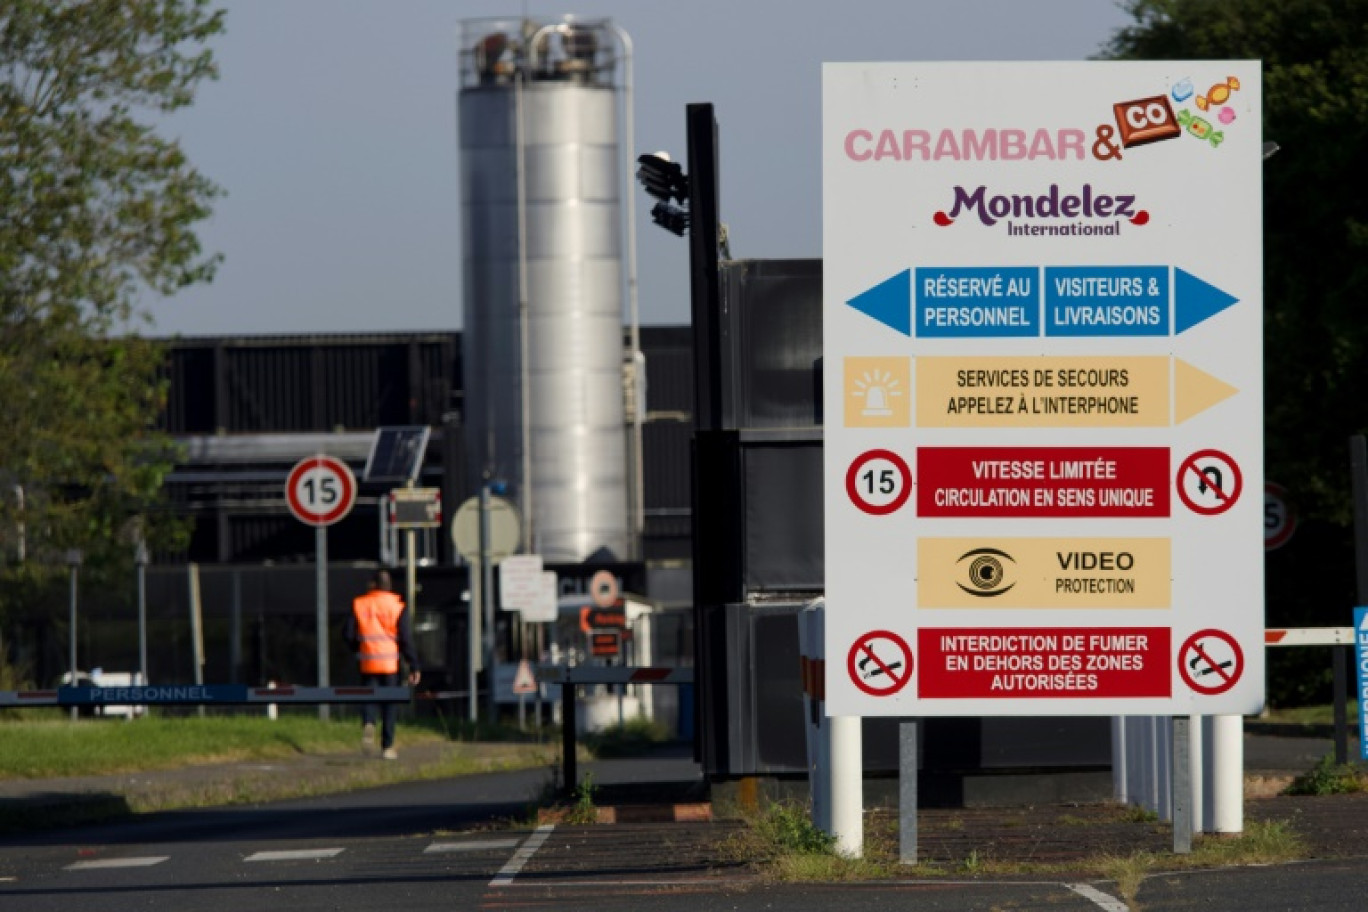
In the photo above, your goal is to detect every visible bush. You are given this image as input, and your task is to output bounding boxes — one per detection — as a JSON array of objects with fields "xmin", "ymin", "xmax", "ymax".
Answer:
[
  {"xmin": 752, "ymin": 801, "xmax": 837, "ymax": 856},
  {"xmin": 1284, "ymin": 755, "xmax": 1368, "ymax": 796}
]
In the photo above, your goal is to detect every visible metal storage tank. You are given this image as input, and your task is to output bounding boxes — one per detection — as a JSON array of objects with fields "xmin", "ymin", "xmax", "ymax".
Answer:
[{"xmin": 457, "ymin": 17, "xmax": 634, "ymax": 563}]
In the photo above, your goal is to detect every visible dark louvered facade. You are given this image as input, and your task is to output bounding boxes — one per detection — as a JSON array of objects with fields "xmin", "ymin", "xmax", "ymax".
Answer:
[
  {"xmin": 159, "ymin": 329, "xmax": 693, "ymax": 567},
  {"xmin": 163, "ymin": 334, "xmax": 461, "ymax": 435}
]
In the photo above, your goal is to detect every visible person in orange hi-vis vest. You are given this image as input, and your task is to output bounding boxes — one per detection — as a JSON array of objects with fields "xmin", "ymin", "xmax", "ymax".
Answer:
[{"xmin": 343, "ymin": 570, "xmax": 420, "ymax": 759}]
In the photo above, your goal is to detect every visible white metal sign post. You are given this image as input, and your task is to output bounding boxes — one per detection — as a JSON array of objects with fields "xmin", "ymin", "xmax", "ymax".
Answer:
[
  {"xmin": 286, "ymin": 455, "xmax": 357, "ymax": 721},
  {"xmin": 822, "ymin": 62, "xmax": 1264, "ymax": 720},
  {"xmin": 451, "ymin": 493, "xmax": 521, "ymax": 722}
]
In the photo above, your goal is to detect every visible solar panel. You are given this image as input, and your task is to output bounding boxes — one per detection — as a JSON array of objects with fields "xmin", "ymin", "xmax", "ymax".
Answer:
[{"xmin": 363, "ymin": 426, "xmax": 431, "ymax": 482}]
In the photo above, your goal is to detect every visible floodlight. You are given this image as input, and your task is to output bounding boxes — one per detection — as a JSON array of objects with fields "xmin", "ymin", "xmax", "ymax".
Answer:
[
  {"xmin": 651, "ymin": 201, "xmax": 689, "ymax": 237},
  {"xmin": 636, "ymin": 152, "xmax": 688, "ymax": 203}
]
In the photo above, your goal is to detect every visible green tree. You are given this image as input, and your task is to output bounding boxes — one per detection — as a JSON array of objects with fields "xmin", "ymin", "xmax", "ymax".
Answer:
[
  {"xmin": 1103, "ymin": 0, "xmax": 1368, "ymax": 703},
  {"xmin": 0, "ymin": 1, "xmax": 223, "ymax": 641},
  {"xmin": 1103, "ymin": 0, "xmax": 1368, "ymax": 524}
]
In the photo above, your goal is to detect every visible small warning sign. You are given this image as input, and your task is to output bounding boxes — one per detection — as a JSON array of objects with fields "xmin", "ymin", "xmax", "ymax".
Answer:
[{"xmin": 512, "ymin": 660, "xmax": 538, "ymax": 695}]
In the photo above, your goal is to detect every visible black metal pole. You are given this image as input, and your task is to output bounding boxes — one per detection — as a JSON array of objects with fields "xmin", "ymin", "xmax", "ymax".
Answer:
[
  {"xmin": 686, "ymin": 103, "xmax": 723, "ymax": 433},
  {"xmin": 1349, "ymin": 435, "xmax": 1368, "ymax": 763},
  {"xmin": 1353, "ymin": 436, "xmax": 1368, "ymax": 602},
  {"xmin": 685, "ymin": 102, "xmax": 723, "ymax": 771},
  {"xmin": 562, "ymin": 681, "xmax": 577, "ymax": 794}
]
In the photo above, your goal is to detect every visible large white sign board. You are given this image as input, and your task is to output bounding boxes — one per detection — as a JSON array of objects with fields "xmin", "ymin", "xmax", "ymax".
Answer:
[{"xmin": 822, "ymin": 62, "xmax": 1263, "ymax": 717}]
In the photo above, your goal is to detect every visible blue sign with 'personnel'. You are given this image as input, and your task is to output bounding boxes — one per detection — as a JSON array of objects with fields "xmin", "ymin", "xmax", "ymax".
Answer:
[{"xmin": 915, "ymin": 266, "xmax": 1039, "ymax": 337}]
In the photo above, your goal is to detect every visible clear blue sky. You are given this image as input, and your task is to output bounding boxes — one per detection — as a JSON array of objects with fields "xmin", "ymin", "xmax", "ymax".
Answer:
[{"xmin": 143, "ymin": 0, "xmax": 1134, "ymax": 337}]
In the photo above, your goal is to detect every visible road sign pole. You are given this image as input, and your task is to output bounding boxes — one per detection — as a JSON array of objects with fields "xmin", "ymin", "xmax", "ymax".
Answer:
[
  {"xmin": 189, "ymin": 563, "xmax": 206, "ymax": 719},
  {"xmin": 67, "ymin": 555, "xmax": 79, "ymax": 723},
  {"xmin": 899, "ymin": 720, "xmax": 918, "ymax": 865},
  {"xmin": 1211, "ymin": 713, "xmax": 1242, "ymax": 834},
  {"xmin": 481, "ymin": 485, "xmax": 496, "ymax": 722},
  {"xmin": 1189, "ymin": 714, "xmax": 1204, "ymax": 834},
  {"xmin": 1172, "ymin": 716, "xmax": 1191, "ymax": 854},
  {"xmin": 468, "ymin": 560, "xmax": 481, "ymax": 724},
  {"xmin": 135, "ymin": 540, "xmax": 149, "ymax": 698},
  {"xmin": 405, "ymin": 527, "xmax": 417, "ymax": 617},
  {"xmin": 829, "ymin": 714, "xmax": 863, "ymax": 859},
  {"xmin": 535, "ymin": 623, "xmax": 544, "ymax": 734},
  {"xmin": 282, "ymin": 453, "xmax": 356, "ymax": 727},
  {"xmin": 316, "ymin": 524, "xmax": 330, "ymax": 723}
]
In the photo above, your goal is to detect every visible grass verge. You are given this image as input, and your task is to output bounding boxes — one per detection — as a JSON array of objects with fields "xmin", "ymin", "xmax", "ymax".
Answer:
[
  {"xmin": 0, "ymin": 715, "xmax": 445, "ymax": 778},
  {"xmin": 723, "ymin": 800, "xmax": 1308, "ymax": 886},
  {"xmin": 0, "ymin": 714, "xmax": 554, "ymax": 833}
]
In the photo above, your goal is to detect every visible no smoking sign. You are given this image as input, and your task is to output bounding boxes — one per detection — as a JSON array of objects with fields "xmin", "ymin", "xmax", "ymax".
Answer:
[
  {"xmin": 847, "ymin": 630, "xmax": 913, "ymax": 696},
  {"xmin": 1178, "ymin": 629, "xmax": 1244, "ymax": 695}
]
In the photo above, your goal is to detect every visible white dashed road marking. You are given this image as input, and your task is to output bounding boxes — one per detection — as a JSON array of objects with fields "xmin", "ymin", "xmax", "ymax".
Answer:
[
  {"xmin": 1066, "ymin": 882, "xmax": 1130, "ymax": 912},
  {"xmin": 425, "ymin": 838, "xmax": 520, "ymax": 854},
  {"xmin": 488, "ymin": 825, "xmax": 554, "ymax": 887},
  {"xmin": 245, "ymin": 848, "xmax": 345, "ymax": 863},
  {"xmin": 66, "ymin": 857, "xmax": 169, "ymax": 871}
]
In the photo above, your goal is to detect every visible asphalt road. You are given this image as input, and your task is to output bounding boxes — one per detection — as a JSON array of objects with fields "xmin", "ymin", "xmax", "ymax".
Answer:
[
  {"xmin": 4, "ymin": 751, "xmax": 1368, "ymax": 912},
  {"xmin": 8, "ymin": 826, "xmax": 1368, "ymax": 912}
]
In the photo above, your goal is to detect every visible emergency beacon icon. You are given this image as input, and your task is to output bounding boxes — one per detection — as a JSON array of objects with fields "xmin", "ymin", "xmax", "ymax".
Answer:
[
  {"xmin": 856, "ymin": 372, "xmax": 898, "ymax": 417},
  {"xmin": 844, "ymin": 357, "xmax": 910, "ymax": 428}
]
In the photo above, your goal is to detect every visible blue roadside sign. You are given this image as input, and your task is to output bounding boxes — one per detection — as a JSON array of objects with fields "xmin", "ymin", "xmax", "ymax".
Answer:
[
  {"xmin": 1355, "ymin": 607, "xmax": 1368, "ymax": 761},
  {"xmin": 0, "ymin": 684, "xmax": 411, "ymax": 707}
]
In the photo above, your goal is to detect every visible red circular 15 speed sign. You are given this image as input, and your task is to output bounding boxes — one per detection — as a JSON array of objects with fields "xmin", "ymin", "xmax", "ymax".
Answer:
[
  {"xmin": 286, "ymin": 455, "xmax": 357, "ymax": 526},
  {"xmin": 846, "ymin": 449, "xmax": 912, "ymax": 516}
]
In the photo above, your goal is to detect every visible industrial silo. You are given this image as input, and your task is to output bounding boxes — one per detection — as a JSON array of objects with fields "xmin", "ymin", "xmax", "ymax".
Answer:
[{"xmin": 457, "ymin": 17, "xmax": 638, "ymax": 563}]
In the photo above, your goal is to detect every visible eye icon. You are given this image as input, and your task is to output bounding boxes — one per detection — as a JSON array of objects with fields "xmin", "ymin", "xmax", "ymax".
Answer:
[{"xmin": 956, "ymin": 547, "xmax": 1017, "ymax": 597}]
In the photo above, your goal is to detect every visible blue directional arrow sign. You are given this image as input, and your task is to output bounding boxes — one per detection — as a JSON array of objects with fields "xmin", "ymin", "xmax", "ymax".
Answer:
[
  {"xmin": 1173, "ymin": 268, "xmax": 1240, "ymax": 334},
  {"xmin": 847, "ymin": 267, "xmax": 1239, "ymax": 339},
  {"xmin": 846, "ymin": 269, "xmax": 910, "ymax": 336},
  {"xmin": 1044, "ymin": 266, "xmax": 1237, "ymax": 337}
]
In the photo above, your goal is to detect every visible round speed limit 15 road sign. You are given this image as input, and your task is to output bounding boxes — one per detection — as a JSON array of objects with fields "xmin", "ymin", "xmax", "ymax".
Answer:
[
  {"xmin": 845, "ymin": 449, "xmax": 912, "ymax": 516},
  {"xmin": 286, "ymin": 455, "xmax": 357, "ymax": 526}
]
